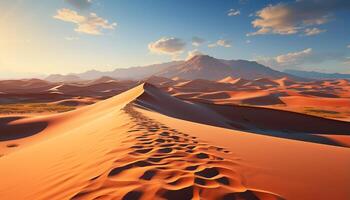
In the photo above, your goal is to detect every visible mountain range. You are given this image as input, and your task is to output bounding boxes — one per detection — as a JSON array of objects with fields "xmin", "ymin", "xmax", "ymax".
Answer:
[
  {"xmin": 285, "ymin": 69, "xmax": 350, "ymax": 80},
  {"xmin": 156, "ymin": 55, "xmax": 302, "ymax": 80},
  {"xmin": 45, "ymin": 55, "xmax": 303, "ymax": 82},
  {"xmin": 46, "ymin": 61, "xmax": 183, "ymax": 82}
]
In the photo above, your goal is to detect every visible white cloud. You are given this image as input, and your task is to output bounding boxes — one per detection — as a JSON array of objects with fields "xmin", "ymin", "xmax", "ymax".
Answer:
[
  {"xmin": 53, "ymin": 8, "xmax": 116, "ymax": 35},
  {"xmin": 344, "ymin": 57, "xmax": 350, "ymax": 65},
  {"xmin": 186, "ymin": 49, "xmax": 203, "ymax": 60},
  {"xmin": 276, "ymin": 48, "xmax": 313, "ymax": 65},
  {"xmin": 208, "ymin": 39, "xmax": 232, "ymax": 48},
  {"xmin": 246, "ymin": 39, "xmax": 251, "ymax": 44},
  {"xmin": 192, "ymin": 36, "xmax": 205, "ymax": 46},
  {"xmin": 228, "ymin": 9, "xmax": 240, "ymax": 16},
  {"xmin": 257, "ymin": 48, "xmax": 313, "ymax": 68},
  {"xmin": 247, "ymin": 1, "xmax": 350, "ymax": 36},
  {"xmin": 257, "ymin": 48, "xmax": 349, "ymax": 70},
  {"xmin": 148, "ymin": 37, "xmax": 186, "ymax": 56},
  {"xmin": 66, "ymin": 0, "xmax": 93, "ymax": 9},
  {"xmin": 304, "ymin": 28, "xmax": 326, "ymax": 36},
  {"xmin": 347, "ymin": 44, "xmax": 350, "ymax": 48}
]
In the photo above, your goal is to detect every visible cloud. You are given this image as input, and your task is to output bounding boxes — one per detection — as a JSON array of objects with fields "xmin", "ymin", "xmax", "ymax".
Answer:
[
  {"xmin": 276, "ymin": 48, "xmax": 313, "ymax": 65},
  {"xmin": 228, "ymin": 9, "xmax": 240, "ymax": 16},
  {"xmin": 257, "ymin": 48, "xmax": 348, "ymax": 69},
  {"xmin": 186, "ymin": 49, "xmax": 203, "ymax": 60},
  {"xmin": 65, "ymin": 0, "xmax": 92, "ymax": 10},
  {"xmin": 344, "ymin": 57, "xmax": 350, "ymax": 65},
  {"xmin": 53, "ymin": 8, "xmax": 116, "ymax": 35},
  {"xmin": 239, "ymin": 0, "xmax": 248, "ymax": 4},
  {"xmin": 246, "ymin": 40, "xmax": 251, "ymax": 44},
  {"xmin": 248, "ymin": 0, "xmax": 350, "ymax": 36},
  {"xmin": 65, "ymin": 36, "xmax": 79, "ymax": 41},
  {"xmin": 347, "ymin": 44, "xmax": 350, "ymax": 48},
  {"xmin": 192, "ymin": 36, "xmax": 205, "ymax": 46},
  {"xmin": 208, "ymin": 39, "xmax": 232, "ymax": 48},
  {"xmin": 257, "ymin": 48, "xmax": 313, "ymax": 68},
  {"xmin": 304, "ymin": 27, "xmax": 326, "ymax": 36},
  {"xmin": 148, "ymin": 37, "xmax": 186, "ymax": 56}
]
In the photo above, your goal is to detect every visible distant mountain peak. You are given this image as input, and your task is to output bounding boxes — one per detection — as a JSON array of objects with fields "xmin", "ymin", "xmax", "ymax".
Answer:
[
  {"xmin": 189, "ymin": 54, "xmax": 214, "ymax": 60},
  {"xmin": 157, "ymin": 55, "xmax": 303, "ymax": 81}
]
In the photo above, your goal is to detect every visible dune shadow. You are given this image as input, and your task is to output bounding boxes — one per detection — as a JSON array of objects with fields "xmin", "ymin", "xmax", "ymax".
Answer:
[
  {"xmin": 0, "ymin": 116, "xmax": 48, "ymax": 141},
  {"xmin": 134, "ymin": 95, "xmax": 350, "ymax": 148},
  {"xmin": 198, "ymin": 102, "xmax": 350, "ymax": 147}
]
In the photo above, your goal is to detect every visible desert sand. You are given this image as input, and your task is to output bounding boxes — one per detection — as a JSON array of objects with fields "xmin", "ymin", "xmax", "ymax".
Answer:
[{"xmin": 0, "ymin": 83, "xmax": 350, "ymax": 200}]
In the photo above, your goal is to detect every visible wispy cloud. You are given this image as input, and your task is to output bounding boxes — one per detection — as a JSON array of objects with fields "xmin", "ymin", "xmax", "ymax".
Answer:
[
  {"xmin": 208, "ymin": 39, "xmax": 232, "ymax": 48},
  {"xmin": 65, "ymin": 0, "xmax": 93, "ymax": 10},
  {"xmin": 227, "ymin": 9, "xmax": 240, "ymax": 16},
  {"xmin": 343, "ymin": 57, "xmax": 350, "ymax": 65},
  {"xmin": 257, "ymin": 48, "xmax": 313, "ymax": 69},
  {"xmin": 247, "ymin": 0, "xmax": 350, "ymax": 36},
  {"xmin": 192, "ymin": 36, "xmax": 205, "ymax": 47},
  {"xmin": 186, "ymin": 49, "xmax": 203, "ymax": 60},
  {"xmin": 148, "ymin": 37, "xmax": 186, "ymax": 56},
  {"xmin": 257, "ymin": 48, "xmax": 348, "ymax": 69},
  {"xmin": 53, "ymin": 8, "xmax": 116, "ymax": 35},
  {"xmin": 304, "ymin": 28, "xmax": 326, "ymax": 36}
]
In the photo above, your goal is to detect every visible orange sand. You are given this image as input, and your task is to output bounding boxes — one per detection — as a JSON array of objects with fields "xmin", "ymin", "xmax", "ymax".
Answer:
[{"xmin": 0, "ymin": 83, "xmax": 350, "ymax": 200}]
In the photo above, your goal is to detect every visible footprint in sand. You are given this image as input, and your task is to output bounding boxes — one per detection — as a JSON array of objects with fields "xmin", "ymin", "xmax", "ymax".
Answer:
[{"xmin": 6, "ymin": 144, "xmax": 19, "ymax": 148}]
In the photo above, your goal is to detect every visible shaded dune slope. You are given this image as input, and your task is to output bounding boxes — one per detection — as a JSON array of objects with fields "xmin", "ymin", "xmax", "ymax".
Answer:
[{"xmin": 136, "ymin": 84, "xmax": 350, "ymax": 147}]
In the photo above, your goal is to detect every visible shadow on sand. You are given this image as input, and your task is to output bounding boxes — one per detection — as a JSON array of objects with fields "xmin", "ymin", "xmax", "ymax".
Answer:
[{"xmin": 0, "ymin": 117, "xmax": 48, "ymax": 141}]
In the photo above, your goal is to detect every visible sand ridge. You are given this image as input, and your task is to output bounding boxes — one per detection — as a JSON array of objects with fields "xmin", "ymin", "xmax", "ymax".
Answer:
[{"xmin": 71, "ymin": 103, "xmax": 283, "ymax": 200}]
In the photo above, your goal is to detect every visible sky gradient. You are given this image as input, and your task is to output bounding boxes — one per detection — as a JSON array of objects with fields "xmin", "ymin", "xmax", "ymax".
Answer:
[{"xmin": 0, "ymin": 0, "xmax": 349, "ymax": 78}]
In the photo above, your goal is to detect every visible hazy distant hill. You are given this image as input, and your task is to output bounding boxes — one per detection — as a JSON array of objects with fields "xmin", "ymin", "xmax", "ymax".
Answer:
[
  {"xmin": 284, "ymin": 69, "xmax": 350, "ymax": 80},
  {"xmin": 45, "ymin": 74, "xmax": 82, "ymax": 83},
  {"xmin": 75, "ymin": 61, "xmax": 184, "ymax": 80}
]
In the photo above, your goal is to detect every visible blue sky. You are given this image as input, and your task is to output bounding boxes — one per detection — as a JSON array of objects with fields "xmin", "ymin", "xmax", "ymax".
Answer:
[{"xmin": 0, "ymin": 0, "xmax": 349, "ymax": 78}]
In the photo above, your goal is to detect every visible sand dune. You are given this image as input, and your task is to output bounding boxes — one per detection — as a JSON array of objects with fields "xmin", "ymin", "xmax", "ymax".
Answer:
[
  {"xmin": 4, "ymin": 76, "xmax": 349, "ymax": 122},
  {"xmin": 281, "ymin": 96, "xmax": 350, "ymax": 107},
  {"xmin": 0, "ymin": 83, "xmax": 350, "ymax": 200},
  {"xmin": 48, "ymin": 98, "xmax": 97, "ymax": 107}
]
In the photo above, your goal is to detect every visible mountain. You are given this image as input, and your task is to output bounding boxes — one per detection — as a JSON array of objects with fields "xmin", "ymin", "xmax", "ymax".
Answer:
[
  {"xmin": 156, "ymin": 55, "xmax": 233, "ymax": 80},
  {"xmin": 285, "ymin": 69, "xmax": 350, "ymax": 80},
  {"xmin": 0, "ymin": 79, "xmax": 53, "ymax": 93},
  {"xmin": 157, "ymin": 55, "xmax": 304, "ymax": 81},
  {"xmin": 220, "ymin": 58, "xmax": 301, "ymax": 80},
  {"xmin": 73, "ymin": 61, "xmax": 183, "ymax": 80},
  {"xmin": 45, "ymin": 74, "xmax": 82, "ymax": 83},
  {"xmin": 87, "ymin": 76, "xmax": 118, "ymax": 85},
  {"xmin": 43, "ymin": 61, "xmax": 182, "ymax": 82}
]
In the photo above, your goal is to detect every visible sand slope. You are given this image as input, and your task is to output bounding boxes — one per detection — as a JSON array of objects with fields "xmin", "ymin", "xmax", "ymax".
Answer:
[{"xmin": 0, "ymin": 83, "xmax": 349, "ymax": 200}]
